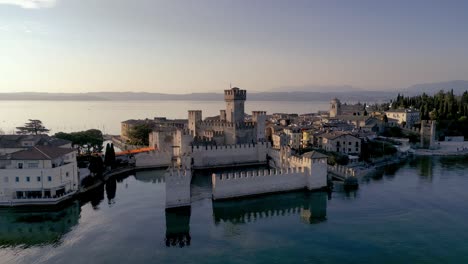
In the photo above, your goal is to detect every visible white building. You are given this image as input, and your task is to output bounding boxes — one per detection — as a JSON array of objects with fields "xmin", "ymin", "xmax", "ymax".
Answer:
[
  {"xmin": 0, "ymin": 146, "xmax": 79, "ymax": 206},
  {"xmin": 318, "ymin": 132, "xmax": 362, "ymax": 155},
  {"xmin": 284, "ymin": 128, "xmax": 302, "ymax": 150},
  {"xmin": 385, "ymin": 109, "xmax": 420, "ymax": 127}
]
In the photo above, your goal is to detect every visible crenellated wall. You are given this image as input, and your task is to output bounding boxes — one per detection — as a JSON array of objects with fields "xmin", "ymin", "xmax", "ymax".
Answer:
[
  {"xmin": 191, "ymin": 142, "xmax": 270, "ymax": 168},
  {"xmin": 327, "ymin": 164, "xmax": 359, "ymax": 178},
  {"xmin": 165, "ymin": 169, "xmax": 192, "ymax": 208},
  {"xmin": 212, "ymin": 162, "xmax": 327, "ymax": 200},
  {"xmin": 135, "ymin": 150, "xmax": 172, "ymax": 168}
]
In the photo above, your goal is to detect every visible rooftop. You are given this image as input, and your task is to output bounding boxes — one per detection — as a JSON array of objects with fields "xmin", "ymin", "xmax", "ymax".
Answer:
[
  {"xmin": 0, "ymin": 146, "xmax": 75, "ymax": 160},
  {"xmin": 0, "ymin": 135, "xmax": 71, "ymax": 149}
]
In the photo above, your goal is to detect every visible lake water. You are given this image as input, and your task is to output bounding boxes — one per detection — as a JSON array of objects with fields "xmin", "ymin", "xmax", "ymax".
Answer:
[
  {"xmin": 0, "ymin": 100, "xmax": 329, "ymax": 135},
  {"xmin": 1, "ymin": 156, "xmax": 467, "ymax": 264}
]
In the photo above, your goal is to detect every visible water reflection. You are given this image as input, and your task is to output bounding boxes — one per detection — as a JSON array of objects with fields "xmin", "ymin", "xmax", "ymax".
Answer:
[
  {"xmin": 165, "ymin": 207, "xmax": 191, "ymax": 248},
  {"xmin": 0, "ymin": 202, "xmax": 80, "ymax": 248},
  {"xmin": 106, "ymin": 177, "xmax": 117, "ymax": 205},
  {"xmin": 212, "ymin": 191, "xmax": 327, "ymax": 225},
  {"xmin": 408, "ymin": 156, "xmax": 434, "ymax": 180},
  {"xmin": 134, "ymin": 169, "xmax": 166, "ymax": 184}
]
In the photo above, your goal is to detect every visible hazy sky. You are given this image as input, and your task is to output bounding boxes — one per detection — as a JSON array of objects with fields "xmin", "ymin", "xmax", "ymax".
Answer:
[{"xmin": 1, "ymin": 0, "xmax": 468, "ymax": 94}]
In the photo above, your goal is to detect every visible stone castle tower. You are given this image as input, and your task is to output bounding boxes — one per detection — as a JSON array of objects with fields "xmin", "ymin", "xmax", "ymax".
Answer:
[
  {"xmin": 224, "ymin": 87, "xmax": 246, "ymax": 123},
  {"xmin": 329, "ymin": 98, "xmax": 342, "ymax": 118},
  {"xmin": 188, "ymin": 110, "xmax": 202, "ymax": 136}
]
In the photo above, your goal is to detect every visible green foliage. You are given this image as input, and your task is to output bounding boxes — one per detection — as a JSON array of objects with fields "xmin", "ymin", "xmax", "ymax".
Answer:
[
  {"xmin": 128, "ymin": 124, "xmax": 153, "ymax": 146},
  {"xmin": 16, "ymin": 119, "xmax": 50, "ymax": 135},
  {"xmin": 381, "ymin": 126, "xmax": 403, "ymax": 137},
  {"xmin": 54, "ymin": 129, "xmax": 104, "ymax": 154},
  {"xmin": 361, "ymin": 140, "xmax": 397, "ymax": 161},
  {"xmin": 392, "ymin": 90, "xmax": 468, "ymax": 121},
  {"xmin": 391, "ymin": 90, "xmax": 468, "ymax": 138},
  {"xmin": 88, "ymin": 155, "xmax": 104, "ymax": 176},
  {"xmin": 313, "ymin": 148, "xmax": 349, "ymax": 166}
]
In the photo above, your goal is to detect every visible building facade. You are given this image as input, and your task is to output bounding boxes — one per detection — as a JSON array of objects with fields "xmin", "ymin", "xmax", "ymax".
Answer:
[
  {"xmin": 318, "ymin": 132, "xmax": 362, "ymax": 155},
  {"xmin": 0, "ymin": 146, "xmax": 79, "ymax": 205},
  {"xmin": 385, "ymin": 109, "xmax": 420, "ymax": 127}
]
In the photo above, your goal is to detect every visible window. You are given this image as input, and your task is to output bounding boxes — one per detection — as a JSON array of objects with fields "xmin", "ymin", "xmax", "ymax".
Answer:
[
  {"xmin": 355, "ymin": 142, "xmax": 359, "ymax": 147},
  {"xmin": 15, "ymin": 177, "xmax": 19, "ymax": 182},
  {"xmin": 356, "ymin": 148, "xmax": 359, "ymax": 152},
  {"xmin": 348, "ymin": 148, "xmax": 351, "ymax": 152},
  {"xmin": 66, "ymin": 172, "xmax": 69, "ymax": 177},
  {"xmin": 28, "ymin": 163, "xmax": 39, "ymax": 168},
  {"xmin": 37, "ymin": 176, "xmax": 41, "ymax": 182},
  {"xmin": 26, "ymin": 177, "xmax": 30, "ymax": 182},
  {"xmin": 18, "ymin": 163, "xmax": 23, "ymax": 169},
  {"xmin": 48, "ymin": 176, "xmax": 52, "ymax": 182},
  {"xmin": 348, "ymin": 142, "xmax": 351, "ymax": 145}
]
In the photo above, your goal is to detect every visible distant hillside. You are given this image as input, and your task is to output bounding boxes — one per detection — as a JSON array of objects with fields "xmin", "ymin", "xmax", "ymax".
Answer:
[
  {"xmin": 0, "ymin": 90, "xmax": 396, "ymax": 102},
  {"xmin": 268, "ymin": 85, "xmax": 363, "ymax": 93},
  {"xmin": 404, "ymin": 80, "xmax": 468, "ymax": 95},
  {"xmin": 0, "ymin": 92, "xmax": 104, "ymax": 101}
]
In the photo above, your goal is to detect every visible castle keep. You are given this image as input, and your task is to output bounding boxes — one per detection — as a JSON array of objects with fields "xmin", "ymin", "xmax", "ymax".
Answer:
[{"xmin": 188, "ymin": 87, "xmax": 266, "ymax": 145}]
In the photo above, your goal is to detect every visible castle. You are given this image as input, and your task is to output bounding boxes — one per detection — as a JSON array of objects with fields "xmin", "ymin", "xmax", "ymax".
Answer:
[
  {"xmin": 131, "ymin": 87, "xmax": 329, "ymax": 209},
  {"xmin": 188, "ymin": 87, "xmax": 266, "ymax": 145},
  {"xmin": 149, "ymin": 87, "xmax": 267, "ymax": 154}
]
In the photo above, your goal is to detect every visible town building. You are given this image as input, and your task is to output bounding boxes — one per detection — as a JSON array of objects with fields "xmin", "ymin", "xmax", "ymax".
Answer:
[
  {"xmin": 384, "ymin": 108, "xmax": 420, "ymax": 127},
  {"xmin": 0, "ymin": 146, "xmax": 79, "ymax": 205},
  {"xmin": 329, "ymin": 98, "xmax": 366, "ymax": 118},
  {"xmin": 317, "ymin": 132, "xmax": 362, "ymax": 155},
  {"xmin": 283, "ymin": 128, "xmax": 302, "ymax": 149}
]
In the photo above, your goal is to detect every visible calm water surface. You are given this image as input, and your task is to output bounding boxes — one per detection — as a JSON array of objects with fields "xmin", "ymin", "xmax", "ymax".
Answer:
[
  {"xmin": 0, "ymin": 100, "xmax": 329, "ymax": 135},
  {"xmin": 1, "ymin": 156, "xmax": 468, "ymax": 264}
]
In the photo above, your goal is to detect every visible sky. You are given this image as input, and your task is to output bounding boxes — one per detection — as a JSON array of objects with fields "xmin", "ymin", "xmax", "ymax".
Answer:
[{"xmin": 1, "ymin": 0, "xmax": 468, "ymax": 94}]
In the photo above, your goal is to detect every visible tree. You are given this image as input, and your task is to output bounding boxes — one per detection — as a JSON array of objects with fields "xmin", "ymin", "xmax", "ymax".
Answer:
[
  {"xmin": 104, "ymin": 143, "xmax": 116, "ymax": 168},
  {"xmin": 128, "ymin": 124, "xmax": 153, "ymax": 146},
  {"xmin": 54, "ymin": 129, "xmax": 104, "ymax": 154},
  {"xmin": 383, "ymin": 114, "xmax": 388, "ymax": 123},
  {"xmin": 88, "ymin": 155, "xmax": 104, "ymax": 176},
  {"xmin": 16, "ymin": 119, "xmax": 49, "ymax": 135}
]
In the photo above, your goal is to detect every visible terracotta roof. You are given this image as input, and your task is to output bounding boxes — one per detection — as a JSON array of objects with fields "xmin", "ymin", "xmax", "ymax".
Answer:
[{"xmin": 0, "ymin": 146, "xmax": 74, "ymax": 160}]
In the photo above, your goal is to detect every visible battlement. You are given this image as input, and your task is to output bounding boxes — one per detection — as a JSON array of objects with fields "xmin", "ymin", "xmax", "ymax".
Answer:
[
  {"xmin": 165, "ymin": 168, "xmax": 192, "ymax": 209},
  {"xmin": 214, "ymin": 167, "xmax": 307, "ymax": 181},
  {"xmin": 204, "ymin": 130, "xmax": 225, "ymax": 138},
  {"xmin": 236, "ymin": 121, "xmax": 256, "ymax": 129},
  {"xmin": 198, "ymin": 120, "xmax": 233, "ymax": 128},
  {"xmin": 191, "ymin": 141, "xmax": 270, "ymax": 152},
  {"xmin": 252, "ymin": 111, "xmax": 267, "ymax": 116},
  {"xmin": 224, "ymin": 87, "xmax": 247, "ymax": 101},
  {"xmin": 327, "ymin": 165, "xmax": 356, "ymax": 178}
]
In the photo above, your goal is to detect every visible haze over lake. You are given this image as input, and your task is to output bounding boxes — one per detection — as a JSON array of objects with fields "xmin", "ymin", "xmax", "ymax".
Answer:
[{"xmin": 0, "ymin": 100, "xmax": 329, "ymax": 135}]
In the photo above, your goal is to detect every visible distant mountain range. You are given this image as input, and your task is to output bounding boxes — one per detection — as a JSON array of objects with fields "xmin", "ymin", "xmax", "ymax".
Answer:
[
  {"xmin": 1, "ymin": 81, "xmax": 467, "ymax": 102},
  {"xmin": 402, "ymin": 80, "xmax": 468, "ymax": 96}
]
